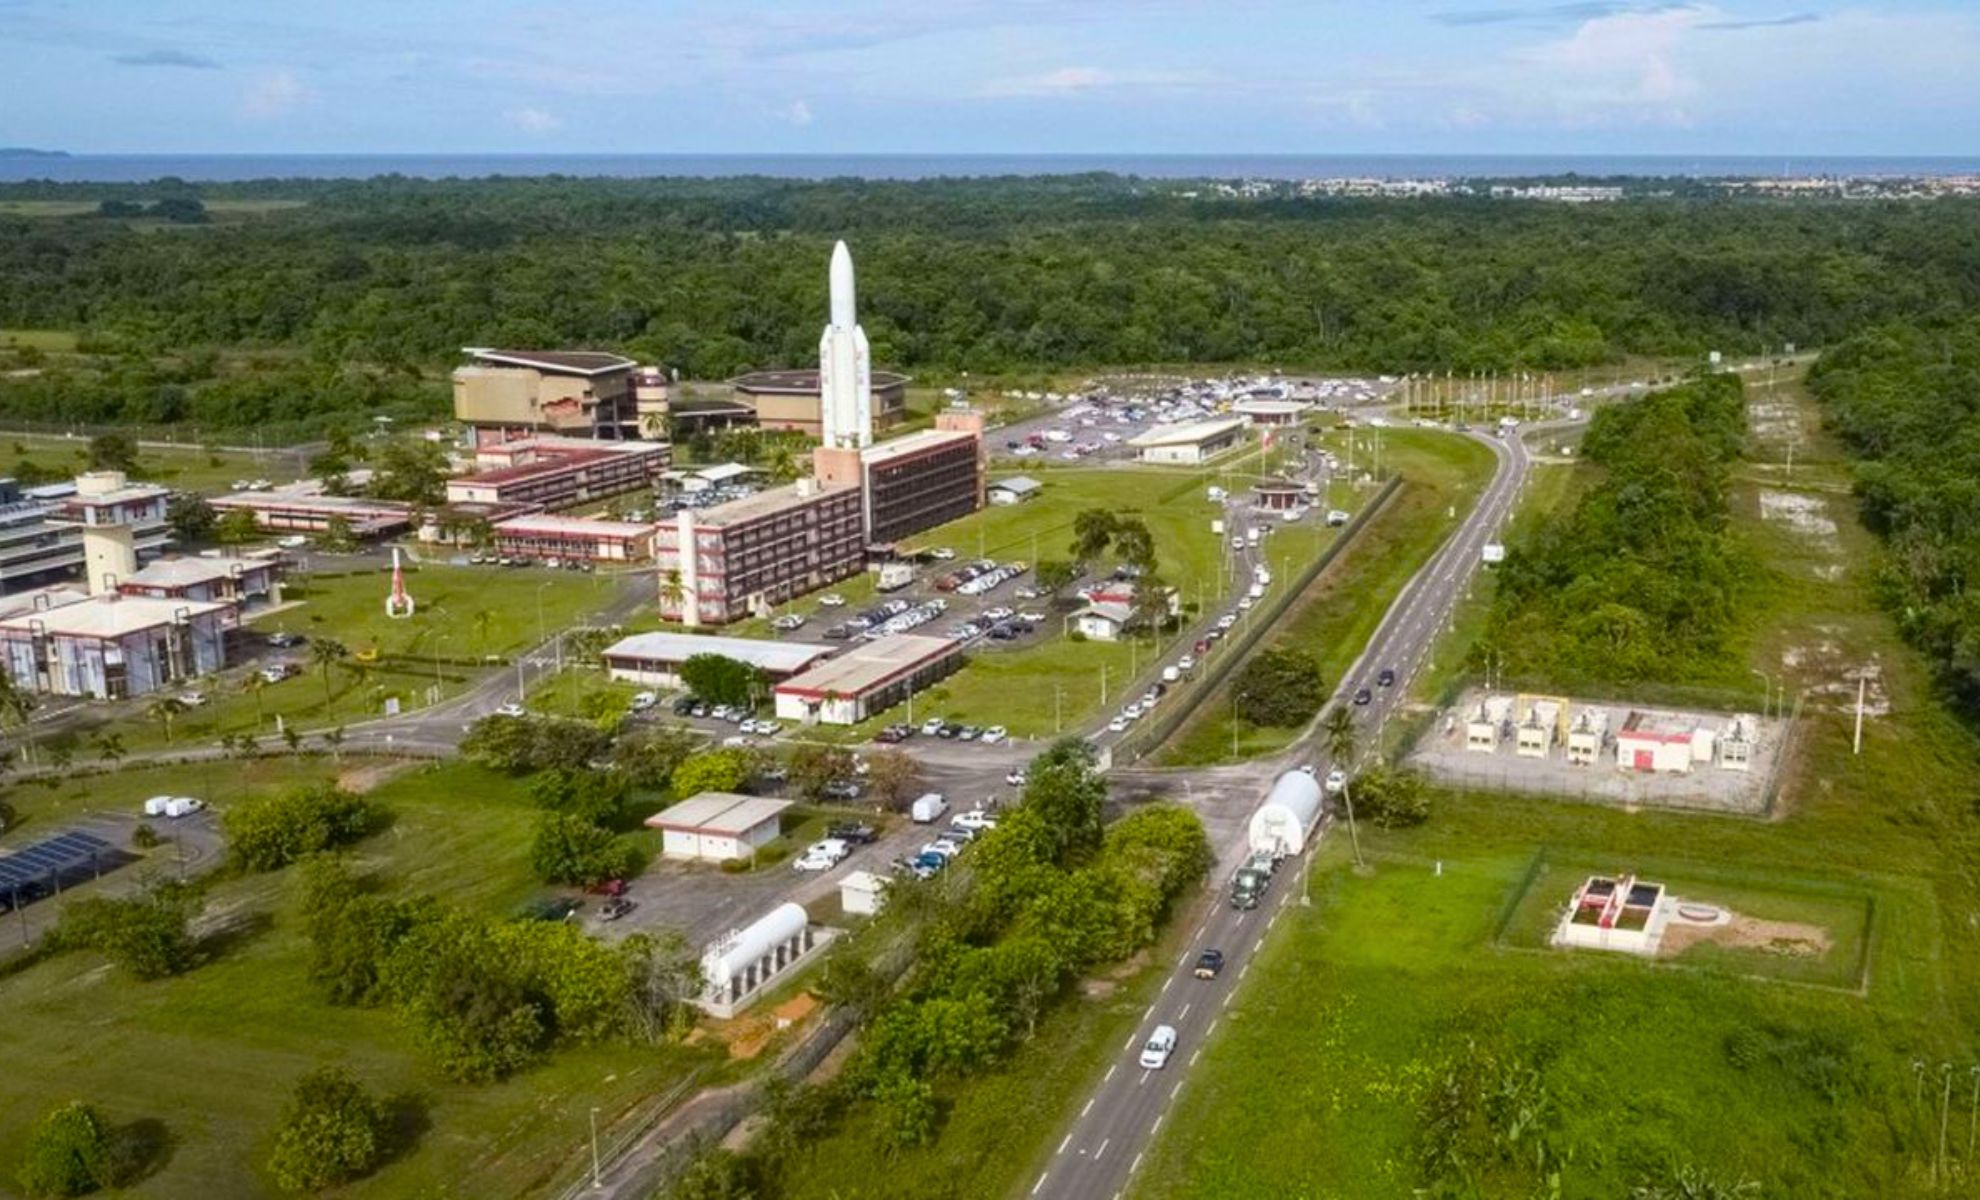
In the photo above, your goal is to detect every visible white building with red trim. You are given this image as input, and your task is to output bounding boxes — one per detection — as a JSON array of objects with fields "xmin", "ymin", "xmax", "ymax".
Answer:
[
  {"xmin": 773, "ymin": 633, "xmax": 961, "ymax": 725},
  {"xmin": 491, "ymin": 513, "xmax": 656, "ymax": 562}
]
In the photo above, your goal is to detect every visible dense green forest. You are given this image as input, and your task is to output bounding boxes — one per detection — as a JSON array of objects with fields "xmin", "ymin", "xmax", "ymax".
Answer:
[
  {"xmin": 6, "ymin": 176, "xmax": 1980, "ymax": 436},
  {"xmin": 1811, "ymin": 320, "xmax": 1980, "ymax": 710},
  {"xmin": 1484, "ymin": 373, "xmax": 1750, "ymax": 687}
]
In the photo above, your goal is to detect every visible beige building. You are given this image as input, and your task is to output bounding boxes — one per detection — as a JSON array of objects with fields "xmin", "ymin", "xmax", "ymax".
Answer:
[
  {"xmin": 728, "ymin": 369, "xmax": 911, "ymax": 438},
  {"xmin": 452, "ymin": 349, "xmax": 640, "ymax": 443}
]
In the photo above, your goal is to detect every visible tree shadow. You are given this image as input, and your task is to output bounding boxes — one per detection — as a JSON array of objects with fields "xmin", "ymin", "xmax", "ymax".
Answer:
[
  {"xmin": 195, "ymin": 907, "xmax": 274, "ymax": 964},
  {"xmin": 379, "ymin": 1092, "xmax": 431, "ymax": 1167},
  {"xmin": 105, "ymin": 1116, "xmax": 175, "ymax": 1187}
]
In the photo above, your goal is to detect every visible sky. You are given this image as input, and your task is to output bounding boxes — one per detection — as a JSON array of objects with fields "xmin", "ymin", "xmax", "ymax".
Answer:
[{"xmin": 1, "ymin": 0, "xmax": 1976, "ymax": 156}]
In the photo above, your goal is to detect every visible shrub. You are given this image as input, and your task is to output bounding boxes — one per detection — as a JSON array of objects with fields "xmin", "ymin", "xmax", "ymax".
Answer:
[
  {"xmin": 15, "ymin": 1102, "xmax": 112, "ymax": 1198},
  {"xmin": 129, "ymin": 823, "xmax": 161, "ymax": 850},
  {"xmin": 1350, "ymin": 766, "xmax": 1432, "ymax": 829},
  {"xmin": 224, "ymin": 783, "xmax": 382, "ymax": 872},
  {"xmin": 528, "ymin": 813, "xmax": 636, "ymax": 887},
  {"xmin": 51, "ymin": 883, "xmax": 197, "ymax": 980},
  {"xmin": 1231, "ymin": 648, "xmax": 1325, "ymax": 727},
  {"xmin": 267, "ymin": 1067, "xmax": 390, "ymax": 1192},
  {"xmin": 671, "ymin": 748, "xmax": 755, "ymax": 798}
]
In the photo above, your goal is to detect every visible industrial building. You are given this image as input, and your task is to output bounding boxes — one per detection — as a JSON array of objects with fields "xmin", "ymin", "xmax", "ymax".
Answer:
[
  {"xmin": 445, "ymin": 436, "xmax": 672, "ymax": 509},
  {"xmin": 1615, "ymin": 710, "xmax": 1718, "ymax": 774},
  {"xmin": 490, "ymin": 513, "xmax": 656, "ymax": 563},
  {"xmin": 601, "ymin": 630, "xmax": 835, "ymax": 689},
  {"xmin": 208, "ymin": 489, "xmax": 414, "ymax": 539},
  {"xmin": 452, "ymin": 348, "xmax": 642, "ymax": 444},
  {"xmin": 1128, "ymin": 416, "xmax": 1250, "ymax": 464},
  {"xmin": 646, "ymin": 793, "xmax": 791, "ymax": 862},
  {"xmin": 728, "ymin": 369, "xmax": 911, "ymax": 439},
  {"xmin": 773, "ymin": 633, "xmax": 962, "ymax": 725},
  {"xmin": 657, "ymin": 479, "xmax": 865, "ymax": 627}
]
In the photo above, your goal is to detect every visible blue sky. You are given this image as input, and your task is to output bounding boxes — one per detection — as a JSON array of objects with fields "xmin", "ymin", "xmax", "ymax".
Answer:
[{"xmin": 2, "ymin": 1, "xmax": 1976, "ymax": 154}]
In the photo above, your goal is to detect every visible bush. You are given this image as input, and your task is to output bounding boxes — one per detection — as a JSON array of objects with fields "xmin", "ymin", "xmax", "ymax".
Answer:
[
  {"xmin": 1232, "ymin": 648, "xmax": 1325, "ymax": 727},
  {"xmin": 670, "ymin": 748, "xmax": 755, "ymax": 798},
  {"xmin": 528, "ymin": 812, "xmax": 636, "ymax": 887},
  {"xmin": 267, "ymin": 1067, "xmax": 391, "ymax": 1193},
  {"xmin": 51, "ymin": 883, "xmax": 197, "ymax": 980},
  {"xmin": 528, "ymin": 768, "xmax": 630, "ymax": 823},
  {"xmin": 1349, "ymin": 765, "xmax": 1431, "ymax": 829},
  {"xmin": 461, "ymin": 714, "xmax": 610, "ymax": 774},
  {"xmin": 15, "ymin": 1102, "xmax": 112, "ymax": 1198},
  {"xmin": 678, "ymin": 654, "xmax": 766, "ymax": 709},
  {"xmin": 224, "ymin": 783, "xmax": 383, "ymax": 872},
  {"xmin": 129, "ymin": 823, "xmax": 161, "ymax": 850}
]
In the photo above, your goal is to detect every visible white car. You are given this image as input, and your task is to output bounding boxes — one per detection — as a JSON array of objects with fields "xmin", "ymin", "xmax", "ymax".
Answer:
[
  {"xmin": 630, "ymin": 691, "xmax": 658, "ymax": 711},
  {"xmin": 929, "ymin": 547, "xmax": 957, "ymax": 560},
  {"xmin": 1217, "ymin": 614, "xmax": 1238, "ymax": 630},
  {"xmin": 495, "ymin": 702, "xmax": 526, "ymax": 718},
  {"xmin": 756, "ymin": 721, "xmax": 782, "ymax": 737},
  {"xmin": 921, "ymin": 840, "xmax": 962, "ymax": 860},
  {"xmin": 792, "ymin": 838, "xmax": 851, "ymax": 872},
  {"xmin": 922, "ymin": 716, "xmax": 947, "ymax": 736},
  {"xmin": 1139, "ymin": 1025, "xmax": 1178, "ymax": 1069},
  {"xmin": 818, "ymin": 593, "xmax": 847, "ymax": 607},
  {"xmin": 1018, "ymin": 611, "xmax": 1046, "ymax": 624},
  {"xmin": 1005, "ymin": 769, "xmax": 1027, "ymax": 786},
  {"xmin": 1325, "ymin": 768, "xmax": 1347, "ymax": 795},
  {"xmin": 1108, "ymin": 717, "xmax": 1129, "ymax": 733},
  {"xmin": 980, "ymin": 725, "xmax": 1008, "ymax": 744},
  {"xmin": 178, "ymin": 691, "xmax": 208, "ymax": 707},
  {"xmin": 276, "ymin": 534, "xmax": 309, "ymax": 549},
  {"xmin": 142, "ymin": 795, "xmax": 173, "ymax": 817},
  {"xmin": 1178, "ymin": 654, "xmax": 1195, "ymax": 671},
  {"xmin": 1238, "ymin": 596, "xmax": 1254, "ymax": 611},
  {"xmin": 954, "ymin": 809, "xmax": 999, "ymax": 831}
]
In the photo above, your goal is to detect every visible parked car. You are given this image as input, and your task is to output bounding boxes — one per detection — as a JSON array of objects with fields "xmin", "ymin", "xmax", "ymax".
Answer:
[
  {"xmin": 630, "ymin": 691, "xmax": 658, "ymax": 711},
  {"xmin": 827, "ymin": 822, "xmax": 879, "ymax": 845},
  {"xmin": 597, "ymin": 898, "xmax": 636, "ymax": 921},
  {"xmin": 921, "ymin": 716, "xmax": 947, "ymax": 736},
  {"xmin": 496, "ymin": 702, "xmax": 526, "ymax": 718},
  {"xmin": 794, "ymin": 839, "xmax": 852, "ymax": 872},
  {"xmin": 954, "ymin": 809, "xmax": 998, "ymax": 832},
  {"xmin": 177, "ymin": 691, "xmax": 208, "ymax": 707},
  {"xmin": 980, "ymin": 725, "xmax": 1008, "ymax": 744},
  {"xmin": 1325, "ymin": 768, "xmax": 1346, "ymax": 795},
  {"xmin": 818, "ymin": 593, "xmax": 847, "ymax": 607},
  {"xmin": 1139, "ymin": 1025, "xmax": 1179, "ymax": 1069},
  {"xmin": 1005, "ymin": 769, "xmax": 1027, "ymax": 787},
  {"xmin": 821, "ymin": 780, "xmax": 863, "ymax": 801},
  {"xmin": 265, "ymin": 631, "xmax": 305, "ymax": 648}
]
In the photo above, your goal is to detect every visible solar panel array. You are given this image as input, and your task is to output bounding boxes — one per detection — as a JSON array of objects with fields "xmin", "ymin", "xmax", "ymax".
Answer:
[{"xmin": 0, "ymin": 830, "xmax": 115, "ymax": 892}]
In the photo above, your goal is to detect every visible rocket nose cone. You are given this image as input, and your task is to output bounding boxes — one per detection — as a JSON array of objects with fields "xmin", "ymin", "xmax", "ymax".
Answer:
[{"xmin": 829, "ymin": 240, "xmax": 856, "ymax": 328}]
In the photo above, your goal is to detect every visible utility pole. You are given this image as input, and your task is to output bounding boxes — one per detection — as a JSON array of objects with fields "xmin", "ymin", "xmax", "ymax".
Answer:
[
  {"xmin": 590, "ymin": 1106, "xmax": 603, "ymax": 1189},
  {"xmin": 1853, "ymin": 674, "xmax": 1867, "ymax": 755}
]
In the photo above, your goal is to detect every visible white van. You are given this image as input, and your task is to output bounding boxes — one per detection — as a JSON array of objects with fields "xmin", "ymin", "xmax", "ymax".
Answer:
[{"xmin": 910, "ymin": 793, "xmax": 949, "ymax": 824}]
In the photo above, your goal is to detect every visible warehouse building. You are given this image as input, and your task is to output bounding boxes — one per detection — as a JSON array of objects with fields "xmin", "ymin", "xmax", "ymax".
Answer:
[
  {"xmin": 773, "ymin": 633, "xmax": 961, "ymax": 725},
  {"xmin": 452, "ymin": 348, "xmax": 642, "ymax": 444},
  {"xmin": 657, "ymin": 478, "xmax": 865, "ymax": 627},
  {"xmin": 987, "ymin": 476, "xmax": 1043, "ymax": 506},
  {"xmin": 490, "ymin": 513, "xmax": 657, "ymax": 563},
  {"xmin": 1128, "ymin": 416, "xmax": 1250, "ymax": 464},
  {"xmin": 646, "ymin": 793, "xmax": 792, "ymax": 862},
  {"xmin": 601, "ymin": 631, "xmax": 835, "ymax": 689},
  {"xmin": 445, "ymin": 437, "xmax": 672, "ymax": 509}
]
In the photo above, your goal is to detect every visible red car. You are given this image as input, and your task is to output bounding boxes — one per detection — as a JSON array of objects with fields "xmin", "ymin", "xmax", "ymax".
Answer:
[{"xmin": 587, "ymin": 878, "xmax": 627, "ymax": 897}]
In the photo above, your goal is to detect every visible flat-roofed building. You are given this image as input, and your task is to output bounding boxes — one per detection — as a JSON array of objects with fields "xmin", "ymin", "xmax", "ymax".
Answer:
[
  {"xmin": 490, "ymin": 514, "xmax": 656, "ymax": 563},
  {"xmin": 602, "ymin": 631, "xmax": 835, "ymax": 689},
  {"xmin": 729, "ymin": 369, "xmax": 911, "ymax": 438},
  {"xmin": 773, "ymin": 633, "xmax": 962, "ymax": 725},
  {"xmin": 987, "ymin": 475, "xmax": 1043, "ymax": 505},
  {"xmin": 0, "ymin": 592, "xmax": 233, "ymax": 699},
  {"xmin": 848, "ymin": 424, "xmax": 984, "ymax": 547},
  {"xmin": 1616, "ymin": 710, "xmax": 1716, "ymax": 774},
  {"xmin": 645, "ymin": 793, "xmax": 792, "ymax": 861},
  {"xmin": 445, "ymin": 437, "xmax": 671, "ymax": 509},
  {"xmin": 0, "ymin": 472, "xmax": 173, "ymax": 594},
  {"xmin": 658, "ymin": 478, "xmax": 864, "ymax": 627},
  {"xmin": 1234, "ymin": 398, "xmax": 1309, "ymax": 426},
  {"xmin": 119, "ymin": 554, "xmax": 283, "ymax": 607},
  {"xmin": 452, "ymin": 348, "xmax": 640, "ymax": 444},
  {"xmin": 208, "ymin": 490, "xmax": 413, "ymax": 539},
  {"xmin": 1129, "ymin": 416, "xmax": 1249, "ymax": 465}
]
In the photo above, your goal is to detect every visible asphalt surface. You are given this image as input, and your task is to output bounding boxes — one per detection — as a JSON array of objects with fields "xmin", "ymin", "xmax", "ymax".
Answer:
[{"xmin": 1031, "ymin": 424, "xmax": 1532, "ymax": 1200}]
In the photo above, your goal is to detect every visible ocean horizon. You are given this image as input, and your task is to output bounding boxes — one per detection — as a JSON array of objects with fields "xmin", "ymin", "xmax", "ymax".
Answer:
[{"xmin": 3, "ymin": 152, "xmax": 1978, "ymax": 185}]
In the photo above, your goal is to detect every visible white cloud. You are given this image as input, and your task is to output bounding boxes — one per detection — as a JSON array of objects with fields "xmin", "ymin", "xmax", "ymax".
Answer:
[
  {"xmin": 505, "ymin": 106, "xmax": 562, "ymax": 134},
  {"xmin": 981, "ymin": 65, "xmax": 1209, "ymax": 98},
  {"xmin": 779, "ymin": 99, "xmax": 814, "ymax": 126},
  {"xmin": 242, "ymin": 70, "xmax": 310, "ymax": 119}
]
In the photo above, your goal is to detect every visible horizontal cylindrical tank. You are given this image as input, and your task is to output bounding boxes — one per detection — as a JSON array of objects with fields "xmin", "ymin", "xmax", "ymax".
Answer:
[
  {"xmin": 1248, "ymin": 769, "xmax": 1324, "ymax": 858},
  {"xmin": 701, "ymin": 902, "xmax": 808, "ymax": 991}
]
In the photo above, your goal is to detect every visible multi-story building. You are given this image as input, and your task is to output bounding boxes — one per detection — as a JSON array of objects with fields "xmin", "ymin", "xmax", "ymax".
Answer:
[
  {"xmin": 445, "ymin": 437, "xmax": 672, "ymax": 509},
  {"xmin": 812, "ymin": 413, "xmax": 986, "ymax": 549},
  {"xmin": 0, "ymin": 473, "xmax": 173, "ymax": 594},
  {"xmin": 208, "ymin": 489, "xmax": 413, "ymax": 539},
  {"xmin": 452, "ymin": 349, "xmax": 641, "ymax": 444},
  {"xmin": 0, "ymin": 588, "xmax": 233, "ymax": 699},
  {"xmin": 491, "ymin": 514, "xmax": 657, "ymax": 563},
  {"xmin": 656, "ymin": 478, "xmax": 864, "ymax": 627}
]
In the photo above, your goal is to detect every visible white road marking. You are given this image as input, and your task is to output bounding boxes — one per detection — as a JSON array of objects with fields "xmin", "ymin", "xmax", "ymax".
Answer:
[
  {"xmin": 1151, "ymin": 1114, "xmax": 1165, "ymax": 1135},
  {"xmin": 1095, "ymin": 1138, "xmax": 1110, "ymax": 1162},
  {"xmin": 1140, "ymin": 1069, "xmax": 1152, "ymax": 1086},
  {"xmin": 1105, "ymin": 1064, "xmax": 1117, "ymax": 1082},
  {"xmin": 1058, "ymin": 1134, "xmax": 1071, "ymax": 1156},
  {"xmin": 1160, "ymin": 976, "xmax": 1172, "ymax": 995},
  {"xmin": 1178, "ymin": 1002, "xmax": 1191, "ymax": 1021},
  {"xmin": 1190, "ymin": 1048, "xmax": 1202, "ymax": 1066},
  {"xmin": 1081, "ymin": 1098, "xmax": 1094, "ymax": 1118},
  {"xmin": 1171, "ymin": 1080, "xmax": 1184, "ymax": 1100},
  {"xmin": 1033, "ymin": 1172, "xmax": 1049, "ymax": 1195},
  {"xmin": 1222, "ymin": 989, "xmax": 1234, "ymax": 1009}
]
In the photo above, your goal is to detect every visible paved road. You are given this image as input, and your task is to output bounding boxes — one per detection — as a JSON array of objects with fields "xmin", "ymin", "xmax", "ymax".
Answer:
[{"xmin": 1031, "ymin": 425, "xmax": 1534, "ymax": 1200}]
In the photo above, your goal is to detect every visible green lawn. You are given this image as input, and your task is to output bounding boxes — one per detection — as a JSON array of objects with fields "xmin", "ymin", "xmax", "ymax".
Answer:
[
  {"xmin": 1161, "ymin": 431, "xmax": 1497, "ymax": 764},
  {"xmin": 0, "ymin": 761, "xmax": 721, "ymax": 1199},
  {"xmin": 0, "ymin": 757, "xmax": 339, "ymax": 841},
  {"xmin": 0, "ymin": 432, "xmax": 301, "ymax": 494},
  {"xmin": 1134, "ymin": 370, "xmax": 1980, "ymax": 1198},
  {"xmin": 0, "ymin": 328, "xmax": 79, "ymax": 352}
]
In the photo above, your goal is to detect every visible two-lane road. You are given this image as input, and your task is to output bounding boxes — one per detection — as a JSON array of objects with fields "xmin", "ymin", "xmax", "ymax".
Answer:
[{"xmin": 1034, "ymin": 426, "xmax": 1537, "ymax": 1200}]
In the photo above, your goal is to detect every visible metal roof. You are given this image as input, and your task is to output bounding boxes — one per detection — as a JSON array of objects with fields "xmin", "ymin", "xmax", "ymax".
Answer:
[
  {"xmin": 603, "ymin": 631, "xmax": 834, "ymax": 674},
  {"xmin": 1127, "ymin": 416, "xmax": 1250, "ymax": 449},
  {"xmin": 462, "ymin": 348, "xmax": 636, "ymax": 376},
  {"xmin": 990, "ymin": 475, "xmax": 1044, "ymax": 496},
  {"xmin": 646, "ymin": 793, "xmax": 792, "ymax": 835},
  {"xmin": 0, "ymin": 830, "xmax": 119, "ymax": 892}
]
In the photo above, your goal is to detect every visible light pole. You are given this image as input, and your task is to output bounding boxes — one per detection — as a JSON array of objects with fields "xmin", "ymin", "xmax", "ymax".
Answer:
[
  {"xmin": 589, "ymin": 1106, "xmax": 602, "ymax": 1189},
  {"xmin": 1750, "ymin": 669, "xmax": 1773, "ymax": 720}
]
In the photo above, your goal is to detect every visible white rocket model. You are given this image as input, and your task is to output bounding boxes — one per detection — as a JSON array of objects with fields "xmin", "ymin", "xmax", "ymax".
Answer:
[{"xmin": 818, "ymin": 240, "xmax": 873, "ymax": 449}]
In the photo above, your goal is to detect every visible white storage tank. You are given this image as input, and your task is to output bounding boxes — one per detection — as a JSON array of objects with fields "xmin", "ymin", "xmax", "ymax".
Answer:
[
  {"xmin": 1248, "ymin": 770, "xmax": 1324, "ymax": 858},
  {"xmin": 700, "ymin": 902, "xmax": 813, "ymax": 1014}
]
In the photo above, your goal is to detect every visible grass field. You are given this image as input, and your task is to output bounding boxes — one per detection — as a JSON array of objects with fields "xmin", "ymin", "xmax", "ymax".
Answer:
[
  {"xmin": 1134, "ymin": 370, "xmax": 1980, "ymax": 1198},
  {"xmin": 0, "ymin": 760, "xmax": 722, "ymax": 1199},
  {"xmin": 0, "ymin": 430, "xmax": 302, "ymax": 493},
  {"xmin": 0, "ymin": 329, "xmax": 79, "ymax": 353},
  {"xmin": 0, "ymin": 757, "xmax": 339, "ymax": 841},
  {"xmin": 1160, "ymin": 430, "xmax": 1496, "ymax": 764}
]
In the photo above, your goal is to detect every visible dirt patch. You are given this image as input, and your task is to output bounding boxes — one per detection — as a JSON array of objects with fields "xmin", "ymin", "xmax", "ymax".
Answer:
[
  {"xmin": 336, "ymin": 758, "xmax": 419, "ymax": 793},
  {"xmin": 1783, "ymin": 629, "xmax": 1891, "ymax": 717},
  {"xmin": 1660, "ymin": 912, "xmax": 1831, "ymax": 960}
]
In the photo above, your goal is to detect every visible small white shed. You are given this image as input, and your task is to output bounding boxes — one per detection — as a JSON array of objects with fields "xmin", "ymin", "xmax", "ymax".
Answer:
[
  {"xmin": 645, "ymin": 793, "xmax": 791, "ymax": 861},
  {"xmin": 840, "ymin": 870, "xmax": 889, "ymax": 916}
]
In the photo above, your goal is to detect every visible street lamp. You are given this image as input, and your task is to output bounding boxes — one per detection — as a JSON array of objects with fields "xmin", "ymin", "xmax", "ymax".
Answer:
[
  {"xmin": 589, "ymin": 1106, "xmax": 602, "ymax": 1189},
  {"xmin": 1750, "ymin": 669, "xmax": 1774, "ymax": 721}
]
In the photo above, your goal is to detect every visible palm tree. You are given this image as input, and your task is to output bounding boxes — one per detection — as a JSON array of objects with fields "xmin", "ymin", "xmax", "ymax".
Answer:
[
  {"xmin": 146, "ymin": 695, "xmax": 186, "ymax": 744},
  {"xmin": 471, "ymin": 609, "xmax": 494, "ymax": 655},
  {"xmin": 1321, "ymin": 705, "xmax": 1366, "ymax": 870},
  {"xmin": 239, "ymin": 670, "xmax": 268, "ymax": 730},
  {"xmin": 658, "ymin": 570, "xmax": 686, "ymax": 619},
  {"xmin": 310, "ymin": 638, "xmax": 349, "ymax": 707},
  {"xmin": 0, "ymin": 671, "xmax": 38, "ymax": 767},
  {"xmin": 93, "ymin": 730, "xmax": 126, "ymax": 767}
]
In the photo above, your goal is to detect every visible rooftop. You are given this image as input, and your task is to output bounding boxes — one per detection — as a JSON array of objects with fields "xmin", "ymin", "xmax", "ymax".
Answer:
[
  {"xmin": 1077, "ymin": 600, "xmax": 1133, "ymax": 625},
  {"xmin": 774, "ymin": 633, "xmax": 959, "ymax": 698},
  {"xmin": 603, "ymin": 631, "xmax": 835, "ymax": 673},
  {"xmin": 124, "ymin": 556, "xmax": 269, "ymax": 589},
  {"xmin": 1233, "ymin": 398, "xmax": 1311, "ymax": 415},
  {"xmin": 694, "ymin": 462, "xmax": 759, "ymax": 484},
  {"xmin": 990, "ymin": 475, "xmax": 1044, "ymax": 495},
  {"xmin": 462, "ymin": 348, "xmax": 637, "ymax": 376},
  {"xmin": 0, "ymin": 593, "xmax": 230, "ymax": 639},
  {"xmin": 645, "ymin": 793, "xmax": 792, "ymax": 835},
  {"xmin": 1621, "ymin": 710, "xmax": 1701, "ymax": 740},
  {"xmin": 1128, "ymin": 415, "xmax": 1250, "ymax": 448},
  {"xmin": 861, "ymin": 427, "xmax": 978, "ymax": 465},
  {"xmin": 493, "ymin": 513, "xmax": 656, "ymax": 539},
  {"xmin": 683, "ymin": 479, "xmax": 857, "ymax": 529},
  {"xmin": 729, "ymin": 368, "xmax": 912, "ymax": 394}
]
